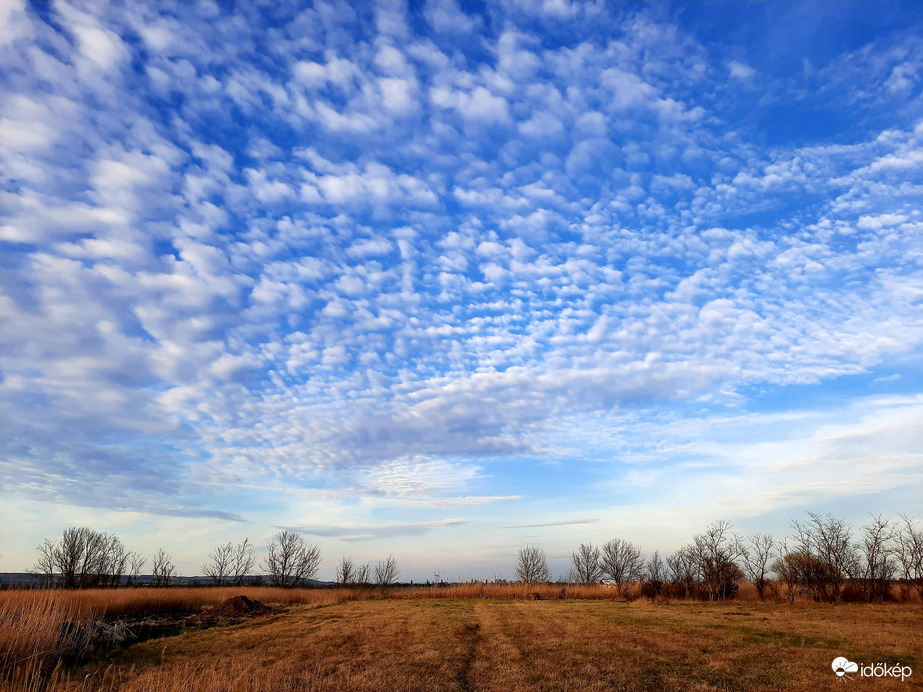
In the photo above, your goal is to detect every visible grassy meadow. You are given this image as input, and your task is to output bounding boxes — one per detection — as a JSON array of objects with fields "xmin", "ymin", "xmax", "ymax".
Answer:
[{"xmin": 2, "ymin": 587, "xmax": 921, "ymax": 691}]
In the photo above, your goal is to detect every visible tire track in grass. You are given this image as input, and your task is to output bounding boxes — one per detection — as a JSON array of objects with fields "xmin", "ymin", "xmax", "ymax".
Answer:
[
  {"xmin": 468, "ymin": 601, "xmax": 531, "ymax": 692},
  {"xmin": 455, "ymin": 620, "xmax": 482, "ymax": 692}
]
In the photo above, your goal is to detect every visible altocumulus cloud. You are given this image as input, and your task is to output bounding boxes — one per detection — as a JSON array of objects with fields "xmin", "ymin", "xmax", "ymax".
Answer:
[{"xmin": 1, "ymin": 0, "xmax": 922, "ymax": 574}]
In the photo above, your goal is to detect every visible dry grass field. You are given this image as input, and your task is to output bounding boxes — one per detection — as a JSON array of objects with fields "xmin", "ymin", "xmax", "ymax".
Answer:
[{"xmin": 2, "ymin": 589, "xmax": 921, "ymax": 691}]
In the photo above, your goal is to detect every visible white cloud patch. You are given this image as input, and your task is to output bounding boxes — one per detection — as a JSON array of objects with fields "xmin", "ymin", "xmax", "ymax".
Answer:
[
  {"xmin": 357, "ymin": 458, "xmax": 483, "ymax": 497},
  {"xmin": 728, "ymin": 60, "xmax": 755, "ymax": 79},
  {"xmin": 424, "ymin": 0, "xmax": 480, "ymax": 34},
  {"xmin": 0, "ymin": 0, "xmax": 32, "ymax": 47},
  {"xmin": 431, "ymin": 85, "xmax": 511, "ymax": 124}
]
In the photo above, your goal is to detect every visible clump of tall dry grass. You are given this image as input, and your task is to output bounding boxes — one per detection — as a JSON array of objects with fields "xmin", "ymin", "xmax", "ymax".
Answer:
[
  {"xmin": 0, "ymin": 591, "xmax": 96, "ymax": 690},
  {"xmin": 0, "ymin": 587, "xmax": 355, "ymax": 621},
  {"xmin": 0, "ymin": 587, "xmax": 361, "ymax": 691}
]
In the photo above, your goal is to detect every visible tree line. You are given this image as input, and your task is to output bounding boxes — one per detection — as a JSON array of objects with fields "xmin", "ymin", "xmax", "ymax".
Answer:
[
  {"xmin": 29, "ymin": 513, "xmax": 923, "ymax": 602},
  {"xmin": 30, "ymin": 527, "xmax": 402, "ymax": 590},
  {"xmin": 29, "ymin": 529, "xmax": 288, "ymax": 588},
  {"xmin": 518, "ymin": 513, "xmax": 923, "ymax": 602}
]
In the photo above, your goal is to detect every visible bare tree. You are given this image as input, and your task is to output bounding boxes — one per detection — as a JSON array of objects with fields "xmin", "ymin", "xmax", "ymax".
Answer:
[
  {"xmin": 31, "ymin": 527, "xmax": 131, "ymax": 588},
  {"xmin": 203, "ymin": 542, "xmax": 234, "ymax": 586},
  {"xmin": 355, "ymin": 562, "xmax": 372, "ymax": 586},
  {"xmin": 230, "ymin": 538, "xmax": 255, "ymax": 586},
  {"xmin": 643, "ymin": 551, "xmax": 666, "ymax": 597},
  {"xmin": 336, "ymin": 556, "xmax": 356, "ymax": 586},
  {"xmin": 201, "ymin": 538, "xmax": 254, "ymax": 586},
  {"xmin": 336, "ymin": 558, "xmax": 372, "ymax": 586},
  {"xmin": 58, "ymin": 527, "xmax": 91, "ymax": 588},
  {"xmin": 516, "ymin": 545, "xmax": 551, "ymax": 584},
  {"xmin": 600, "ymin": 539, "xmax": 644, "ymax": 597},
  {"xmin": 666, "ymin": 546, "xmax": 698, "ymax": 599},
  {"xmin": 895, "ymin": 515, "xmax": 923, "ymax": 600},
  {"xmin": 151, "ymin": 547, "xmax": 176, "ymax": 587},
  {"xmin": 790, "ymin": 513, "xmax": 856, "ymax": 602},
  {"xmin": 771, "ymin": 538, "xmax": 799, "ymax": 603},
  {"xmin": 32, "ymin": 538, "xmax": 57, "ymax": 587},
  {"xmin": 855, "ymin": 515, "xmax": 895, "ymax": 603},
  {"xmin": 688, "ymin": 520, "xmax": 744, "ymax": 601},
  {"xmin": 127, "ymin": 552, "xmax": 146, "ymax": 586},
  {"xmin": 571, "ymin": 543, "xmax": 602, "ymax": 585},
  {"xmin": 740, "ymin": 533, "xmax": 775, "ymax": 600},
  {"xmin": 263, "ymin": 530, "xmax": 321, "ymax": 588},
  {"xmin": 374, "ymin": 555, "xmax": 400, "ymax": 588},
  {"xmin": 102, "ymin": 533, "xmax": 130, "ymax": 587}
]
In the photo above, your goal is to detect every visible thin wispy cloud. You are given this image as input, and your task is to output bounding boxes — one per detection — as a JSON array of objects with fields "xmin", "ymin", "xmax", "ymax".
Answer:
[
  {"xmin": 290, "ymin": 519, "xmax": 467, "ymax": 542},
  {"xmin": 503, "ymin": 519, "xmax": 601, "ymax": 530}
]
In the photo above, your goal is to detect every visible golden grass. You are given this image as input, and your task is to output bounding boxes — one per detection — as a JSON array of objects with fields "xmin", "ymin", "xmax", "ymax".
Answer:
[
  {"xmin": 4, "ymin": 588, "xmax": 921, "ymax": 691},
  {"xmin": 0, "ymin": 587, "xmax": 356, "ymax": 691},
  {"xmin": 0, "ymin": 587, "xmax": 355, "ymax": 619},
  {"xmin": 39, "ymin": 599, "xmax": 923, "ymax": 692},
  {"xmin": 0, "ymin": 592, "xmax": 93, "ymax": 691},
  {"xmin": 396, "ymin": 582, "xmax": 615, "ymax": 600}
]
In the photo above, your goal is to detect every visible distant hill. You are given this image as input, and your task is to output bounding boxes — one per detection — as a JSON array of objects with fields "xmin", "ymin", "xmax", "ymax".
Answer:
[{"xmin": 0, "ymin": 573, "xmax": 42, "ymax": 588}]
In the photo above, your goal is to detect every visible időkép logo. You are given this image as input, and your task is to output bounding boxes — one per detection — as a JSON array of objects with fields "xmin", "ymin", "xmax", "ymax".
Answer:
[{"xmin": 832, "ymin": 656, "xmax": 912, "ymax": 682}]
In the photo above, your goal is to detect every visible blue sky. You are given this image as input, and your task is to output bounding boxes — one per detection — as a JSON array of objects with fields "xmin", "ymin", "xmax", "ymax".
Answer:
[{"xmin": 1, "ymin": 0, "xmax": 921, "ymax": 580}]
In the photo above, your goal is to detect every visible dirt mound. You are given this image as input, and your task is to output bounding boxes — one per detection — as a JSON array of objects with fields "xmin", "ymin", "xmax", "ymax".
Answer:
[
  {"xmin": 207, "ymin": 595, "xmax": 270, "ymax": 618},
  {"xmin": 212, "ymin": 596, "xmax": 269, "ymax": 617}
]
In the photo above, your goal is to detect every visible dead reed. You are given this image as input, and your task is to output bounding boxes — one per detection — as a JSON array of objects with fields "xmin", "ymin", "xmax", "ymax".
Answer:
[
  {"xmin": 0, "ymin": 591, "xmax": 94, "ymax": 691},
  {"xmin": 0, "ymin": 587, "xmax": 357, "ymax": 691},
  {"xmin": 0, "ymin": 587, "xmax": 355, "ymax": 620}
]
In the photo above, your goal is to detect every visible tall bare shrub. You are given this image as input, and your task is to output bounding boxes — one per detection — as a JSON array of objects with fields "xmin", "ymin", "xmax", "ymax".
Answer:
[
  {"xmin": 741, "ymin": 533, "xmax": 775, "ymax": 600},
  {"xmin": 374, "ymin": 555, "xmax": 400, "ymax": 588},
  {"xmin": 600, "ymin": 539, "xmax": 643, "ymax": 597},
  {"xmin": 895, "ymin": 515, "xmax": 923, "ymax": 601},
  {"xmin": 856, "ymin": 515, "xmax": 895, "ymax": 602},
  {"xmin": 689, "ymin": 521, "xmax": 744, "ymax": 601},
  {"xmin": 152, "ymin": 548, "xmax": 176, "ymax": 587},
  {"xmin": 31, "ymin": 527, "xmax": 131, "ymax": 588},
  {"xmin": 788, "ymin": 513, "xmax": 857, "ymax": 602},
  {"xmin": 516, "ymin": 546, "xmax": 551, "ymax": 584},
  {"xmin": 571, "ymin": 543, "xmax": 602, "ymax": 585},
  {"xmin": 263, "ymin": 531, "xmax": 321, "ymax": 588}
]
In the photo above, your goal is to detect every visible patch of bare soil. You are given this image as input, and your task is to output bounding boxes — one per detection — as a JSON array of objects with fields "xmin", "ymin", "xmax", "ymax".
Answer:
[{"xmin": 195, "ymin": 595, "xmax": 271, "ymax": 623}]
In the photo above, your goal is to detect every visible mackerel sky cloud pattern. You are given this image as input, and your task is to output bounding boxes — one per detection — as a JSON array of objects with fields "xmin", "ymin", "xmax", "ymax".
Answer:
[{"xmin": 1, "ymin": 0, "xmax": 922, "ymax": 577}]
